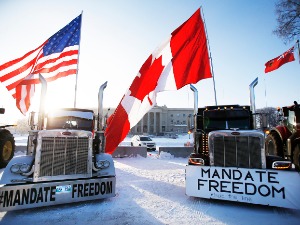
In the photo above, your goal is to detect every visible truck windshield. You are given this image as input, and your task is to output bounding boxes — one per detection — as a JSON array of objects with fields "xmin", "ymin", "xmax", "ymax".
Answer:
[
  {"xmin": 46, "ymin": 109, "xmax": 94, "ymax": 131},
  {"xmin": 204, "ymin": 118, "xmax": 250, "ymax": 130},
  {"xmin": 203, "ymin": 109, "xmax": 251, "ymax": 130},
  {"xmin": 46, "ymin": 116, "xmax": 93, "ymax": 131}
]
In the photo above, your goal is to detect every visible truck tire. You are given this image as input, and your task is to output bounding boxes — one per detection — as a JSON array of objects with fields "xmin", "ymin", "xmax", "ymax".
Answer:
[
  {"xmin": 265, "ymin": 132, "xmax": 283, "ymax": 157},
  {"xmin": 0, "ymin": 131, "xmax": 15, "ymax": 168},
  {"xmin": 293, "ymin": 144, "xmax": 300, "ymax": 170}
]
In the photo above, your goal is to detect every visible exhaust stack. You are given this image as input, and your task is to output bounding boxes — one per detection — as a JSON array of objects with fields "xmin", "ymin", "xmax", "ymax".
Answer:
[
  {"xmin": 96, "ymin": 81, "xmax": 108, "ymax": 154},
  {"xmin": 249, "ymin": 77, "xmax": 258, "ymax": 129},
  {"xmin": 190, "ymin": 84, "xmax": 198, "ymax": 117},
  {"xmin": 97, "ymin": 81, "xmax": 108, "ymax": 131},
  {"xmin": 38, "ymin": 74, "xmax": 47, "ymax": 130},
  {"xmin": 190, "ymin": 84, "xmax": 199, "ymax": 154}
]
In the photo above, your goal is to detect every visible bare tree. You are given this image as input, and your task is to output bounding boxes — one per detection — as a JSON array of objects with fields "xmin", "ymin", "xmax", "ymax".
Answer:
[
  {"xmin": 273, "ymin": 0, "xmax": 300, "ymax": 43},
  {"xmin": 256, "ymin": 107, "xmax": 280, "ymax": 129},
  {"xmin": 15, "ymin": 118, "xmax": 30, "ymax": 135}
]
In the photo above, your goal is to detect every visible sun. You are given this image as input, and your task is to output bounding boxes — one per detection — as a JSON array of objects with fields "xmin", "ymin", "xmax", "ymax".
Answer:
[{"xmin": 30, "ymin": 77, "xmax": 76, "ymax": 114}]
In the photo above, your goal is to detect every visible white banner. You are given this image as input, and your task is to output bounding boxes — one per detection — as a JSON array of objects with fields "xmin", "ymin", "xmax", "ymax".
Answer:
[{"xmin": 185, "ymin": 165, "xmax": 300, "ymax": 209}]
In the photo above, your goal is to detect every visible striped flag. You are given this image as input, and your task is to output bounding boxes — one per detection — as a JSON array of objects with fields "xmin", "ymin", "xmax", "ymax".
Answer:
[
  {"xmin": 105, "ymin": 8, "xmax": 212, "ymax": 154},
  {"xmin": 0, "ymin": 14, "xmax": 81, "ymax": 115}
]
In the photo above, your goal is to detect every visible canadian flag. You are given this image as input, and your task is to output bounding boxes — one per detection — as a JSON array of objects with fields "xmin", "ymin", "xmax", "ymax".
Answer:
[{"xmin": 105, "ymin": 8, "xmax": 212, "ymax": 154}]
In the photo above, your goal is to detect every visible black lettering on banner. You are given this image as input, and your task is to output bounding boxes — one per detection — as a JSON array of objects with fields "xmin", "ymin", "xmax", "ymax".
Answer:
[
  {"xmin": 30, "ymin": 188, "xmax": 37, "ymax": 204},
  {"xmin": 233, "ymin": 170, "xmax": 242, "ymax": 180},
  {"xmin": 95, "ymin": 183, "xmax": 100, "ymax": 195},
  {"xmin": 245, "ymin": 183, "xmax": 256, "ymax": 195},
  {"xmin": 222, "ymin": 169, "xmax": 231, "ymax": 179},
  {"xmin": 50, "ymin": 186, "xmax": 56, "ymax": 201},
  {"xmin": 78, "ymin": 184, "xmax": 83, "ymax": 197},
  {"xmin": 22, "ymin": 189, "xmax": 29, "ymax": 205},
  {"xmin": 72, "ymin": 184, "xmax": 77, "ymax": 198},
  {"xmin": 106, "ymin": 181, "xmax": 113, "ymax": 194},
  {"xmin": 196, "ymin": 168, "xmax": 286, "ymax": 200},
  {"xmin": 268, "ymin": 172, "xmax": 279, "ymax": 184},
  {"xmin": 232, "ymin": 182, "xmax": 243, "ymax": 194},
  {"xmin": 258, "ymin": 185, "xmax": 271, "ymax": 197},
  {"xmin": 0, "ymin": 191, "xmax": 3, "ymax": 205},
  {"xmin": 89, "ymin": 183, "xmax": 94, "ymax": 196},
  {"xmin": 272, "ymin": 187, "xmax": 285, "ymax": 199},
  {"xmin": 244, "ymin": 171, "xmax": 254, "ymax": 181},
  {"xmin": 71, "ymin": 181, "xmax": 113, "ymax": 198},
  {"xmin": 255, "ymin": 170, "xmax": 266, "ymax": 182},
  {"xmin": 84, "ymin": 183, "xmax": 89, "ymax": 197},
  {"xmin": 1, "ymin": 186, "xmax": 57, "ymax": 207},
  {"xmin": 198, "ymin": 179, "xmax": 207, "ymax": 190},
  {"xmin": 44, "ymin": 187, "xmax": 50, "ymax": 202},
  {"xmin": 212, "ymin": 170, "xmax": 220, "ymax": 179},
  {"xmin": 209, "ymin": 180, "xmax": 219, "ymax": 192},
  {"xmin": 100, "ymin": 183, "xmax": 106, "ymax": 195},
  {"xmin": 13, "ymin": 190, "xmax": 21, "ymax": 206},
  {"xmin": 36, "ymin": 187, "xmax": 43, "ymax": 203},
  {"xmin": 4, "ymin": 190, "xmax": 13, "ymax": 207},
  {"xmin": 201, "ymin": 168, "xmax": 210, "ymax": 178},
  {"xmin": 220, "ymin": 181, "xmax": 231, "ymax": 193}
]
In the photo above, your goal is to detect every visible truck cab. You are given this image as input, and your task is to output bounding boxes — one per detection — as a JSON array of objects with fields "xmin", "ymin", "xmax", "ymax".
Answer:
[
  {"xmin": 0, "ymin": 79, "xmax": 116, "ymax": 211},
  {"xmin": 190, "ymin": 105, "xmax": 268, "ymax": 169}
]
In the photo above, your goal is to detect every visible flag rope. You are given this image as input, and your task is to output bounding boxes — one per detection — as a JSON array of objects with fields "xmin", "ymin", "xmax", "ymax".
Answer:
[
  {"xmin": 201, "ymin": 7, "xmax": 217, "ymax": 106},
  {"xmin": 297, "ymin": 39, "xmax": 300, "ymax": 64},
  {"xmin": 74, "ymin": 11, "xmax": 83, "ymax": 108}
]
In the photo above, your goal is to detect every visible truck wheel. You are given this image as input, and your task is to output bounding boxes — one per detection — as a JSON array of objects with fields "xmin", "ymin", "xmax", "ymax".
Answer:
[
  {"xmin": 293, "ymin": 144, "xmax": 300, "ymax": 170},
  {"xmin": 265, "ymin": 132, "xmax": 283, "ymax": 157},
  {"xmin": 0, "ymin": 131, "xmax": 15, "ymax": 168}
]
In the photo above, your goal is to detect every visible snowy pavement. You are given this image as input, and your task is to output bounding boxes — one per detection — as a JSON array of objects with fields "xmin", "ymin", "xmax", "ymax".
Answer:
[{"xmin": 0, "ymin": 135, "xmax": 299, "ymax": 224}]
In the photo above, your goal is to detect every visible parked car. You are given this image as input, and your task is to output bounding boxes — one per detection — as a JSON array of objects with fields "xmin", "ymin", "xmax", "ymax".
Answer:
[{"xmin": 131, "ymin": 135, "xmax": 156, "ymax": 151}]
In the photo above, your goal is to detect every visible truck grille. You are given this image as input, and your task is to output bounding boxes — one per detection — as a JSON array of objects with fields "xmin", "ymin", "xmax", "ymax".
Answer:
[
  {"xmin": 38, "ymin": 136, "xmax": 90, "ymax": 178},
  {"xmin": 209, "ymin": 131, "xmax": 265, "ymax": 169}
]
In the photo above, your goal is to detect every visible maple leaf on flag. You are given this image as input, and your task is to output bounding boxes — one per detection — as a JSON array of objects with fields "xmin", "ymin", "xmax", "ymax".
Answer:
[{"xmin": 129, "ymin": 55, "xmax": 164, "ymax": 103}]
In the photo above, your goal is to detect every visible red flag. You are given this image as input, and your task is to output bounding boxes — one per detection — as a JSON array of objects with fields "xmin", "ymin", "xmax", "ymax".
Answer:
[
  {"xmin": 265, "ymin": 46, "xmax": 295, "ymax": 73},
  {"xmin": 105, "ymin": 8, "xmax": 212, "ymax": 154},
  {"xmin": 0, "ymin": 14, "xmax": 81, "ymax": 115}
]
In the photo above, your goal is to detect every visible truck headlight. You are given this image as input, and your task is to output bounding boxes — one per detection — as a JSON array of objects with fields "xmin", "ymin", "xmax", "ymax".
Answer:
[
  {"xmin": 95, "ymin": 160, "xmax": 110, "ymax": 169},
  {"xmin": 272, "ymin": 161, "xmax": 292, "ymax": 170},
  {"xmin": 10, "ymin": 164, "xmax": 20, "ymax": 173},
  {"xmin": 20, "ymin": 164, "xmax": 31, "ymax": 173},
  {"xmin": 10, "ymin": 163, "xmax": 31, "ymax": 174},
  {"xmin": 188, "ymin": 157, "xmax": 205, "ymax": 166}
]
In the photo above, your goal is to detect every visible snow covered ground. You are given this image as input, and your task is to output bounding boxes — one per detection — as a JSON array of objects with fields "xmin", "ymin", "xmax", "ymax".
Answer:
[{"xmin": 0, "ymin": 134, "xmax": 300, "ymax": 225}]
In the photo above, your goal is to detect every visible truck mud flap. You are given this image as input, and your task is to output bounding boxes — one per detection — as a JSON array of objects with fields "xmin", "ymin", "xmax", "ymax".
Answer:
[
  {"xmin": 186, "ymin": 165, "xmax": 300, "ymax": 209},
  {"xmin": 0, "ymin": 176, "xmax": 116, "ymax": 212}
]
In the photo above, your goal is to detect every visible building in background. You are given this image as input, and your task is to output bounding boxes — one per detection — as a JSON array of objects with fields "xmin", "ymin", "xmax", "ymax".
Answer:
[{"xmin": 130, "ymin": 105, "xmax": 194, "ymax": 136}]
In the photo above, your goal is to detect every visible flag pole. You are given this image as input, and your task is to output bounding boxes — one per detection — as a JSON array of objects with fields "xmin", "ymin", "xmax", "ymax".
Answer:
[
  {"xmin": 297, "ymin": 39, "xmax": 300, "ymax": 64},
  {"xmin": 201, "ymin": 7, "xmax": 217, "ymax": 106},
  {"xmin": 74, "ymin": 11, "xmax": 83, "ymax": 108}
]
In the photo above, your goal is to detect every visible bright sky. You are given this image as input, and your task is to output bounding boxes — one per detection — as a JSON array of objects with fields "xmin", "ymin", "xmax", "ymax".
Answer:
[{"xmin": 0, "ymin": 0, "xmax": 299, "ymax": 123}]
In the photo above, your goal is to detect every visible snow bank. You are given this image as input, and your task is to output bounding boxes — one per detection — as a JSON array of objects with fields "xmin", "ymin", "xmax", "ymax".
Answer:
[{"xmin": 0, "ymin": 134, "xmax": 299, "ymax": 224}]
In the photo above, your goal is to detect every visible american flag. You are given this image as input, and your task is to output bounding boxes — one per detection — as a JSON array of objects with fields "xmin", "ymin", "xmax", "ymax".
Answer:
[{"xmin": 0, "ymin": 14, "xmax": 81, "ymax": 115}]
